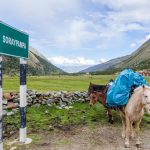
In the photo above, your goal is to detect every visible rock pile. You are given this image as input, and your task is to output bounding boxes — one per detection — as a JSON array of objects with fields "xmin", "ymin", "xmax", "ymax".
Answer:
[{"xmin": 2, "ymin": 90, "xmax": 89, "ymax": 116}]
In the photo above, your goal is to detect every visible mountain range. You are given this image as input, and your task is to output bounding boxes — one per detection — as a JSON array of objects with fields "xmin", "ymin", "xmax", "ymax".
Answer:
[
  {"xmin": 80, "ymin": 39, "xmax": 150, "ymax": 73},
  {"xmin": 2, "ymin": 38, "xmax": 150, "ymax": 76},
  {"xmin": 2, "ymin": 47, "xmax": 64, "ymax": 76}
]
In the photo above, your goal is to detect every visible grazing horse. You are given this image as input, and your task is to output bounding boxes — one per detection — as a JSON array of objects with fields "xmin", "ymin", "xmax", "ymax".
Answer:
[
  {"xmin": 89, "ymin": 91, "xmax": 114, "ymax": 123},
  {"xmin": 122, "ymin": 85, "xmax": 150, "ymax": 148},
  {"xmin": 88, "ymin": 82, "xmax": 106, "ymax": 96}
]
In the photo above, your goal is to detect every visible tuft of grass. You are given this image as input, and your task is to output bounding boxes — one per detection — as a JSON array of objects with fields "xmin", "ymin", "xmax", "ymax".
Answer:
[{"xmin": 56, "ymin": 139, "xmax": 70, "ymax": 146}]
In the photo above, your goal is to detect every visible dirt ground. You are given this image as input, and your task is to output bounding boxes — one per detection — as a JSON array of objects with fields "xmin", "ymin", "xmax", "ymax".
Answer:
[{"xmin": 5, "ymin": 124, "xmax": 150, "ymax": 150}]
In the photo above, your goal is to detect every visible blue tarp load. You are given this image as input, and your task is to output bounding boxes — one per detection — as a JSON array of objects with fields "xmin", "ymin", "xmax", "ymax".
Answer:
[{"xmin": 106, "ymin": 69, "xmax": 148, "ymax": 107}]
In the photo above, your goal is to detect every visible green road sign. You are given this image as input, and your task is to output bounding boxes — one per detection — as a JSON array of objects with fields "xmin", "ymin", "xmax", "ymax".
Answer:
[{"xmin": 0, "ymin": 21, "xmax": 29, "ymax": 58}]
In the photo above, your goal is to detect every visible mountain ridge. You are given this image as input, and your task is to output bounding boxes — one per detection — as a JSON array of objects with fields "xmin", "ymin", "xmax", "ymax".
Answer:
[
  {"xmin": 80, "ymin": 39, "xmax": 150, "ymax": 73},
  {"xmin": 2, "ymin": 47, "xmax": 65, "ymax": 76},
  {"xmin": 80, "ymin": 55, "xmax": 130, "ymax": 73}
]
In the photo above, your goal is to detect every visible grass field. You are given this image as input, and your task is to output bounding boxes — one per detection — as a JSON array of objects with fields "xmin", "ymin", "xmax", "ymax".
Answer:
[
  {"xmin": 3, "ymin": 75, "xmax": 150, "ymax": 149},
  {"xmin": 3, "ymin": 75, "xmax": 116, "ymax": 92},
  {"xmin": 3, "ymin": 75, "xmax": 150, "ymax": 92},
  {"xmin": 4, "ymin": 102, "xmax": 150, "ymax": 135}
]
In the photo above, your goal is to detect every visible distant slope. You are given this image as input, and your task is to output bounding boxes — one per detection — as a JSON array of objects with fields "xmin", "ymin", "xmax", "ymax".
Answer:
[
  {"xmin": 80, "ymin": 55, "xmax": 130, "ymax": 73},
  {"xmin": 81, "ymin": 39, "xmax": 150, "ymax": 73},
  {"xmin": 115, "ymin": 39, "xmax": 150, "ymax": 70},
  {"xmin": 2, "ymin": 47, "xmax": 64, "ymax": 76}
]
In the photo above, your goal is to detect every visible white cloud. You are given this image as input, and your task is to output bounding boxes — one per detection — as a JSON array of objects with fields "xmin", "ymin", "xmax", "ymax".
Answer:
[
  {"xmin": 92, "ymin": 0, "xmax": 150, "ymax": 32},
  {"xmin": 130, "ymin": 43, "xmax": 137, "ymax": 48},
  {"xmin": 139, "ymin": 34, "xmax": 150, "ymax": 45},
  {"xmin": 48, "ymin": 56, "xmax": 102, "ymax": 66},
  {"xmin": 145, "ymin": 34, "xmax": 150, "ymax": 40},
  {"xmin": 99, "ymin": 59, "xmax": 107, "ymax": 63},
  {"xmin": 54, "ymin": 18, "xmax": 99, "ymax": 48}
]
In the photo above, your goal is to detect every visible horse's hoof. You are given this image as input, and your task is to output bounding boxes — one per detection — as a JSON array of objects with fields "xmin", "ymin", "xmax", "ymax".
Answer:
[
  {"xmin": 125, "ymin": 140, "xmax": 130, "ymax": 148},
  {"xmin": 109, "ymin": 119, "xmax": 114, "ymax": 124},
  {"xmin": 136, "ymin": 143, "xmax": 142, "ymax": 148},
  {"xmin": 124, "ymin": 143, "xmax": 130, "ymax": 148}
]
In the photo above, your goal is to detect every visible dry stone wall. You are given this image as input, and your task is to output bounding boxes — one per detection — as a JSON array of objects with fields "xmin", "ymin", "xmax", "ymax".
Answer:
[{"xmin": 3, "ymin": 90, "xmax": 89, "ymax": 116}]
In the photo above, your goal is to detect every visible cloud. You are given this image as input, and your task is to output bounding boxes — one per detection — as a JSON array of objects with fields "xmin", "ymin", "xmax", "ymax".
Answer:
[
  {"xmin": 54, "ymin": 18, "xmax": 99, "ymax": 48},
  {"xmin": 145, "ymin": 34, "xmax": 150, "ymax": 40},
  {"xmin": 48, "ymin": 56, "xmax": 103, "ymax": 66},
  {"xmin": 138, "ymin": 34, "xmax": 150, "ymax": 45},
  {"xmin": 130, "ymin": 43, "xmax": 137, "ymax": 48},
  {"xmin": 1, "ymin": 0, "xmax": 150, "ymax": 61},
  {"xmin": 99, "ymin": 59, "xmax": 107, "ymax": 63},
  {"xmin": 91, "ymin": 0, "xmax": 150, "ymax": 31}
]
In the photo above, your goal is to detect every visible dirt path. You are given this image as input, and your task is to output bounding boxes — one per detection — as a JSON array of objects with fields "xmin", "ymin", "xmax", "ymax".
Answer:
[{"xmin": 5, "ymin": 124, "xmax": 150, "ymax": 150}]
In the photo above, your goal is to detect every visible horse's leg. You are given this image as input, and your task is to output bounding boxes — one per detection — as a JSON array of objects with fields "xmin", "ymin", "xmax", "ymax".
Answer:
[
  {"xmin": 120, "ymin": 111, "xmax": 126, "ymax": 138},
  {"xmin": 131, "ymin": 122, "xmax": 135, "ymax": 139},
  {"xmin": 125, "ymin": 116, "xmax": 131, "ymax": 148},
  {"xmin": 135, "ymin": 120, "xmax": 142, "ymax": 148},
  {"xmin": 107, "ymin": 108, "xmax": 114, "ymax": 124}
]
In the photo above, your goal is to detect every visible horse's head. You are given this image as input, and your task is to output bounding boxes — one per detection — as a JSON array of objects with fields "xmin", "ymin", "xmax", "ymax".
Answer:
[
  {"xmin": 89, "ymin": 91, "xmax": 106, "ymax": 107},
  {"xmin": 89, "ymin": 91, "xmax": 99, "ymax": 106},
  {"xmin": 142, "ymin": 85, "xmax": 150, "ymax": 106}
]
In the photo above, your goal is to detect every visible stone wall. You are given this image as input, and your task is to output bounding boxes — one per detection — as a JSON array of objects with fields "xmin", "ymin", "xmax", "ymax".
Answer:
[{"xmin": 3, "ymin": 90, "xmax": 89, "ymax": 116}]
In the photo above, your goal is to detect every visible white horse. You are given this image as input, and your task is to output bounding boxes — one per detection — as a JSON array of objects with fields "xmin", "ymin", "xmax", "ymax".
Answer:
[{"xmin": 120, "ymin": 85, "xmax": 150, "ymax": 148}]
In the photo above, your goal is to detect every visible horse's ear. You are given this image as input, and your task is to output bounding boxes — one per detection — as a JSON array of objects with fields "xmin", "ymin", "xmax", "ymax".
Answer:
[
  {"xmin": 90, "ymin": 82, "xmax": 92, "ymax": 85},
  {"xmin": 142, "ymin": 85, "xmax": 146, "ymax": 91}
]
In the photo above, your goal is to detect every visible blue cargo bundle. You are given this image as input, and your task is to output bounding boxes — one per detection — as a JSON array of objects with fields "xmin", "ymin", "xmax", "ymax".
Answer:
[{"xmin": 106, "ymin": 69, "xmax": 148, "ymax": 107}]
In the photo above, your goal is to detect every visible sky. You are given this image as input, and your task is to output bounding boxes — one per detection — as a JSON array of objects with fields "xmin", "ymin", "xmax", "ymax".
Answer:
[{"xmin": 0, "ymin": 0, "xmax": 150, "ymax": 72}]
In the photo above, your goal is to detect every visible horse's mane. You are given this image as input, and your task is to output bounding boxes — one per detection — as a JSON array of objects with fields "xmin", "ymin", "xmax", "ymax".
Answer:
[
  {"xmin": 134, "ymin": 85, "xmax": 150, "ymax": 93},
  {"xmin": 88, "ymin": 82, "xmax": 106, "ymax": 94}
]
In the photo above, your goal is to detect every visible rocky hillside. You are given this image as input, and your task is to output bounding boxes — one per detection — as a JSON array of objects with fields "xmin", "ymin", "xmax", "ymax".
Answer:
[
  {"xmin": 80, "ymin": 55, "xmax": 130, "ymax": 73},
  {"xmin": 2, "ymin": 47, "xmax": 64, "ymax": 76},
  {"xmin": 80, "ymin": 39, "xmax": 150, "ymax": 73},
  {"xmin": 115, "ymin": 39, "xmax": 150, "ymax": 70}
]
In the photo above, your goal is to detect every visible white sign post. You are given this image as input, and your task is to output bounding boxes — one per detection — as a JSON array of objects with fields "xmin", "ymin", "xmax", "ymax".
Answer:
[{"xmin": 20, "ymin": 58, "xmax": 27, "ymax": 143}]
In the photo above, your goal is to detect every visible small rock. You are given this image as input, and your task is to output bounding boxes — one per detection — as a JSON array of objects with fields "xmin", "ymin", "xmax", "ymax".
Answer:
[
  {"xmin": 45, "ymin": 110, "xmax": 48, "ymax": 114},
  {"xmin": 3, "ymin": 110, "xmax": 7, "ymax": 116},
  {"xmin": 46, "ymin": 99, "xmax": 54, "ymax": 104},
  {"xmin": 47, "ymin": 104, "xmax": 52, "ymax": 107},
  {"xmin": 7, "ymin": 111, "xmax": 15, "ymax": 116},
  {"xmin": 3, "ymin": 100, "xmax": 7, "ymax": 105},
  {"xmin": 48, "ymin": 125, "xmax": 54, "ymax": 131},
  {"xmin": 30, "ymin": 95, "xmax": 36, "ymax": 99},
  {"xmin": 7, "ymin": 102, "xmax": 17, "ymax": 109},
  {"xmin": 27, "ymin": 97, "xmax": 33, "ymax": 103}
]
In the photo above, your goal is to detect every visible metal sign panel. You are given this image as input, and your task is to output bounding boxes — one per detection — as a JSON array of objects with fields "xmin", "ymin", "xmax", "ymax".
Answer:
[{"xmin": 0, "ymin": 21, "xmax": 29, "ymax": 58}]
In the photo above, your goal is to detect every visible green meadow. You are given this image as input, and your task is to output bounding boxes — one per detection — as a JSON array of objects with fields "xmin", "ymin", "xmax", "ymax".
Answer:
[
  {"xmin": 3, "ymin": 75, "xmax": 150, "ymax": 92},
  {"xmin": 3, "ymin": 75, "xmax": 116, "ymax": 92}
]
